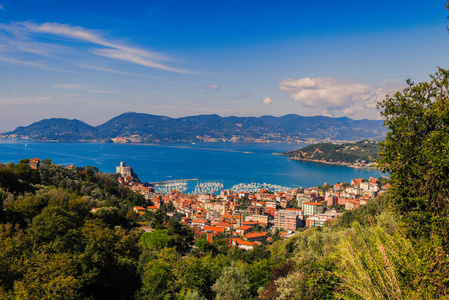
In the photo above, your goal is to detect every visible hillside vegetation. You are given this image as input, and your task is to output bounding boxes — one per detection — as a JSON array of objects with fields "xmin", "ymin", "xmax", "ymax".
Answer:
[{"xmin": 283, "ymin": 140, "xmax": 380, "ymax": 164}]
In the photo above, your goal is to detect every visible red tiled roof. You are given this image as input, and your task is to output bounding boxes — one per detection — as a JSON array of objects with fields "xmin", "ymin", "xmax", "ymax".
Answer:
[
  {"xmin": 245, "ymin": 232, "xmax": 268, "ymax": 239},
  {"xmin": 236, "ymin": 226, "xmax": 252, "ymax": 230},
  {"xmin": 192, "ymin": 219, "xmax": 208, "ymax": 224},
  {"xmin": 215, "ymin": 222, "xmax": 231, "ymax": 227},
  {"xmin": 241, "ymin": 221, "xmax": 258, "ymax": 225},
  {"xmin": 203, "ymin": 226, "xmax": 226, "ymax": 233}
]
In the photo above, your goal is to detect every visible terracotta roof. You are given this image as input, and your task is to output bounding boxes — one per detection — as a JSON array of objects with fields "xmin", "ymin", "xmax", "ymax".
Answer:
[
  {"xmin": 245, "ymin": 232, "xmax": 268, "ymax": 239},
  {"xmin": 236, "ymin": 225, "xmax": 252, "ymax": 230},
  {"xmin": 241, "ymin": 221, "xmax": 258, "ymax": 225},
  {"xmin": 203, "ymin": 226, "xmax": 226, "ymax": 233},
  {"xmin": 303, "ymin": 202, "xmax": 324, "ymax": 206},
  {"xmin": 192, "ymin": 219, "xmax": 208, "ymax": 224},
  {"xmin": 215, "ymin": 222, "xmax": 231, "ymax": 227}
]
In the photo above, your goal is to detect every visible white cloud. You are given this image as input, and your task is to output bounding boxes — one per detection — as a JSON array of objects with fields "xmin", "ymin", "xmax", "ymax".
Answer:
[
  {"xmin": 53, "ymin": 83, "xmax": 85, "ymax": 89},
  {"xmin": 279, "ymin": 76, "xmax": 406, "ymax": 118},
  {"xmin": 280, "ymin": 77, "xmax": 372, "ymax": 109},
  {"xmin": 262, "ymin": 96, "xmax": 272, "ymax": 104}
]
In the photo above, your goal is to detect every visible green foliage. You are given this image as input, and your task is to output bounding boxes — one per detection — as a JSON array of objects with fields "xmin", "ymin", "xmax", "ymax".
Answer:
[
  {"xmin": 247, "ymin": 259, "xmax": 273, "ymax": 296},
  {"xmin": 212, "ymin": 262, "xmax": 250, "ymax": 300},
  {"xmin": 377, "ymin": 68, "xmax": 449, "ymax": 243},
  {"xmin": 0, "ymin": 161, "xmax": 142, "ymax": 299},
  {"xmin": 0, "ymin": 162, "xmax": 38, "ymax": 195},
  {"xmin": 335, "ymin": 223, "xmax": 414, "ymax": 300},
  {"xmin": 37, "ymin": 163, "xmax": 146, "ymax": 209},
  {"xmin": 12, "ymin": 251, "xmax": 81, "ymax": 300},
  {"xmin": 184, "ymin": 290, "xmax": 207, "ymax": 300},
  {"xmin": 139, "ymin": 230, "xmax": 174, "ymax": 250},
  {"xmin": 258, "ymin": 260, "xmax": 297, "ymax": 299},
  {"xmin": 284, "ymin": 140, "xmax": 380, "ymax": 164},
  {"xmin": 142, "ymin": 209, "xmax": 167, "ymax": 228},
  {"xmin": 328, "ymin": 192, "xmax": 391, "ymax": 229},
  {"xmin": 195, "ymin": 234, "xmax": 217, "ymax": 254},
  {"xmin": 138, "ymin": 247, "xmax": 179, "ymax": 300}
]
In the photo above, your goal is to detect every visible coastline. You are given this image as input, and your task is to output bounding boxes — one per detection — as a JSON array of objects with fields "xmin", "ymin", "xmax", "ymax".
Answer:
[{"xmin": 286, "ymin": 156, "xmax": 378, "ymax": 170}]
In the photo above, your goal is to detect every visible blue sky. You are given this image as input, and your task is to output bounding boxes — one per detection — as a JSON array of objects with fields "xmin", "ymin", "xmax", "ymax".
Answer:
[{"xmin": 0, "ymin": 0, "xmax": 448, "ymax": 131}]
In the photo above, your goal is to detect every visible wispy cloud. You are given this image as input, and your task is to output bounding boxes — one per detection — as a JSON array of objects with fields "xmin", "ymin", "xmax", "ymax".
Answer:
[
  {"xmin": 0, "ymin": 21, "xmax": 192, "ymax": 74},
  {"xmin": 89, "ymin": 90, "xmax": 114, "ymax": 93},
  {"xmin": 0, "ymin": 94, "xmax": 52, "ymax": 105},
  {"xmin": 91, "ymin": 48, "xmax": 190, "ymax": 73},
  {"xmin": 53, "ymin": 83, "xmax": 85, "ymax": 89},
  {"xmin": 19, "ymin": 21, "xmax": 191, "ymax": 73},
  {"xmin": 61, "ymin": 93, "xmax": 84, "ymax": 97},
  {"xmin": 164, "ymin": 81, "xmax": 219, "ymax": 90},
  {"xmin": 78, "ymin": 63, "xmax": 157, "ymax": 78},
  {"xmin": 0, "ymin": 4, "xmax": 4, "ymax": 11},
  {"xmin": 0, "ymin": 55, "xmax": 46, "ymax": 68}
]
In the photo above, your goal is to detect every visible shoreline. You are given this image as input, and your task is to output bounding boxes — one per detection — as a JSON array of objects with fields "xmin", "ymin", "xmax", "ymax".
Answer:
[{"xmin": 286, "ymin": 157, "xmax": 378, "ymax": 170}]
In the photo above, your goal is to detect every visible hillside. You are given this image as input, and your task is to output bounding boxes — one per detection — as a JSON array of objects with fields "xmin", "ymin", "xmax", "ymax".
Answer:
[
  {"xmin": 7, "ymin": 118, "xmax": 98, "ymax": 141},
  {"xmin": 282, "ymin": 140, "xmax": 380, "ymax": 164},
  {"xmin": 3, "ymin": 112, "xmax": 388, "ymax": 143}
]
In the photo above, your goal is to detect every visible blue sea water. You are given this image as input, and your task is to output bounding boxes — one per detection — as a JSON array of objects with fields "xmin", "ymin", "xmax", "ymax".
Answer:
[{"xmin": 0, "ymin": 140, "xmax": 385, "ymax": 189}]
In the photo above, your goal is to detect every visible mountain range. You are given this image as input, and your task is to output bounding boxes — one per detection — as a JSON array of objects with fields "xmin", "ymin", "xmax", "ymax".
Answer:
[{"xmin": 2, "ymin": 112, "xmax": 388, "ymax": 143}]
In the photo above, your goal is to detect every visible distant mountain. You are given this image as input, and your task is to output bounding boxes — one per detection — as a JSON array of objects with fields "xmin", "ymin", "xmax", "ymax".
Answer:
[
  {"xmin": 282, "ymin": 140, "xmax": 381, "ymax": 164},
  {"xmin": 4, "ymin": 112, "xmax": 388, "ymax": 143},
  {"xmin": 7, "ymin": 118, "xmax": 98, "ymax": 141}
]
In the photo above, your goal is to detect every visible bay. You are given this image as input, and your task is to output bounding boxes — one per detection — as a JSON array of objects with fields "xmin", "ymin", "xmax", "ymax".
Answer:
[{"xmin": 0, "ymin": 140, "xmax": 384, "ymax": 190}]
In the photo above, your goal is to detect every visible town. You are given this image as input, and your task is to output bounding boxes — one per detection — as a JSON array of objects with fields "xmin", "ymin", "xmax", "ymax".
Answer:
[{"xmin": 114, "ymin": 161, "xmax": 390, "ymax": 251}]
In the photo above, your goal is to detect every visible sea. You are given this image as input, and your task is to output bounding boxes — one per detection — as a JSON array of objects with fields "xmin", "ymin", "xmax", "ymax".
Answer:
[{"xmin": 0, "ymin": 140, "xmax": 385, "ymax": 192}]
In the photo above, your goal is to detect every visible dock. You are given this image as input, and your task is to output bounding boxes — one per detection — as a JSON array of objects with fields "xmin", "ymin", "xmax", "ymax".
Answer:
[{"xmin": 149, "ymin": 178, "xmax": 199, "ymax": 186}]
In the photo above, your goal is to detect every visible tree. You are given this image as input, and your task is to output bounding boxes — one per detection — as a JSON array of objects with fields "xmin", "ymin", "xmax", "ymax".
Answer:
[
  {"xmin": 139, "ymin": 230, "xmax": 174, "ymax": 251},
  {"xmin": 138, "ymin": 248, "xmax": 179, "ymax": 300},
  {"xmin": 12, "ymin": 251, "xmax": 81, "ymax": 300},
  {"xmin": 41, "ymin": 159, "xmax": 52, "ymax": 165},
  {"xmin": 377, "ymin": 68, "xmax": 449, "ymax": 243},
  {"xmin": 212, "ymin": 262, "xmax": 250, "ymax": 300}
]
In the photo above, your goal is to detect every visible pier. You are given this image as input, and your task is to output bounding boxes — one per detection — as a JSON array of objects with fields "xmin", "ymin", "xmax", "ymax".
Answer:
[{"xmin": 149, "ymin": 178, "xmax": 199, "ymax": 186}]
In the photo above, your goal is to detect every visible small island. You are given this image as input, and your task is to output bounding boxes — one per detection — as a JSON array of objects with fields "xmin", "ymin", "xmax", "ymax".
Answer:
[{"xmin": 282, "ymin": 140, "xmax": 380, "ymax": 168}]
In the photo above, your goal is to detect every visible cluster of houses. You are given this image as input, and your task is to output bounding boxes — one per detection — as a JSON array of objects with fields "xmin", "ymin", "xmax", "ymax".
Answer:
[
  {"xmin": 115, "ymin": 161, "xmax": 390, "ymax": 250},
  {"xmin": 25, "ymin": 159, "xmax": 390, "ymax": 252}
]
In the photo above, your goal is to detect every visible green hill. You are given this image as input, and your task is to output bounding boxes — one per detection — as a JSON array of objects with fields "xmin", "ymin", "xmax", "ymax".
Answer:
[{"xmin": 282, "ymin": 140, "xmax": 380, "ymax": 164}]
